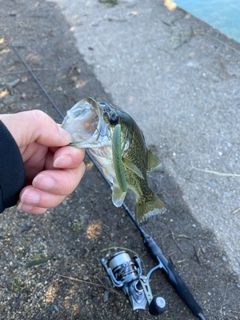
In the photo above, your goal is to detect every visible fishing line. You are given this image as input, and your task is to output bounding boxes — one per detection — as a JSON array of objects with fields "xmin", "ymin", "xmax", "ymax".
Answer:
[
  {"xmin": 6, "ymin": 37, "xmax": 207, "ymax": 320},
  {"xmin": 4, "ymin": 36, "xmax": 64, "ymax": 120}
]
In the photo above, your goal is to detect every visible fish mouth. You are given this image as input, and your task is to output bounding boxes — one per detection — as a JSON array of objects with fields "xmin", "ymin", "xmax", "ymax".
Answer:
[{"xmin": 62, "ymin": 98, "xmax": 110, "ymax": 147}]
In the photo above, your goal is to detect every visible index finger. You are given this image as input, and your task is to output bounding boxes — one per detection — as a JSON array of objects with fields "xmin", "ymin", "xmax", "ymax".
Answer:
[{"xmin": 1, "ymin": 110, "xmax": 72, "ymax": 148}]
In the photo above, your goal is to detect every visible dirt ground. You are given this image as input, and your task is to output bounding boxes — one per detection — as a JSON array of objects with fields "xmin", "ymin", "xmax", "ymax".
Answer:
[{"xmin": 0, "ymin": 1, "xmax": 240, "ymax": 320}]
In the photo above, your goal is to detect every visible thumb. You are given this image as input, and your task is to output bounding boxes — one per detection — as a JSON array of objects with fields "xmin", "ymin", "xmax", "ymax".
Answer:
[{"xmin": 1, "ymin": 110, "xmax": 72, "ymax": 148}]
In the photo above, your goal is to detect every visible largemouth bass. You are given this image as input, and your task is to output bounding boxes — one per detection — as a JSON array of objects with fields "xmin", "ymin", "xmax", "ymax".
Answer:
[{"xmin": 62, "ymin": 97, "xmax": 165, "ymax": 223}]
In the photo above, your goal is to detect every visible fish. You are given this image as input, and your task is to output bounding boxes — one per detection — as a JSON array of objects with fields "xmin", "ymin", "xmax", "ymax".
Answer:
[{"xmin": 62, "ymin": 97, "xmax": 165, "ymax": 223}]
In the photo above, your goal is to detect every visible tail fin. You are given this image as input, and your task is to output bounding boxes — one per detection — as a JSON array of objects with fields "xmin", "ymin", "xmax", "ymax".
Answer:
[{"xmin": 136, "ymin": 193, "xmax": 165, "ymax": 223}]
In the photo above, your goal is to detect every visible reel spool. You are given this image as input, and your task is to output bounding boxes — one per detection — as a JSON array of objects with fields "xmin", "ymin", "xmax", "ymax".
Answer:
[{"xmin": 101, "ymin": 251, "xmax": 166, "ymax": 315}]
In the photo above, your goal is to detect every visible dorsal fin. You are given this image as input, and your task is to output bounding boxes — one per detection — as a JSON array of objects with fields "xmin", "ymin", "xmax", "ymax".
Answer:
[{"xmin": 147, "ymin": 149, "xmax": 164, "ymax": 173}]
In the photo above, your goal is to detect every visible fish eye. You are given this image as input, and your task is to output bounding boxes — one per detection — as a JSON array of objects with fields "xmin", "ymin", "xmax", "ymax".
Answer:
[{"xmin": 109, "ymin": 113, "xmax": 119, "ymax": 125}]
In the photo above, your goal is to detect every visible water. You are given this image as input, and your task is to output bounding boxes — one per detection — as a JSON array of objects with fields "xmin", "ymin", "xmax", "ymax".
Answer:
[{"xmin": 174, "ymin": 0, "xmax": 240, "ymax": 43}]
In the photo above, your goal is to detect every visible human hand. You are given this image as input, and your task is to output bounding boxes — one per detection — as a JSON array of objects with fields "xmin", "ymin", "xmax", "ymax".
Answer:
[{"xmin": 0, "ymin": 110, "xmax": 85, "ymax": 214}]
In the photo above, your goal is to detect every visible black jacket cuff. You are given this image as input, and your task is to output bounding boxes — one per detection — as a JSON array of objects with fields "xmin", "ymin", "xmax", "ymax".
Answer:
[{"xmin": 0, "ymin": 120, "xmax": 26, "ymax": 213}]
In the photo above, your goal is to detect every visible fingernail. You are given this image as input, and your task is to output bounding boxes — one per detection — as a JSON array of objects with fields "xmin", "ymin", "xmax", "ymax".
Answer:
[
  {"xmin": 17, "ymin": 203, "xmax": 33, "ymax": 212},
  {"xmin": 53, "ymin": 154, "xmax": 73, "ymax": 168},
  {"xmin": 21, "ymin": 189, "xmax": 40, "ymax": 205},
  {"xmin": 33, "ymin": 174, "xmax": 56, "ymax": 190}
]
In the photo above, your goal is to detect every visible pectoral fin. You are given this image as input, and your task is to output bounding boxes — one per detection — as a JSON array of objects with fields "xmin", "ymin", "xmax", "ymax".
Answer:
[
  {"xmin": 122, "ymin": 158, "xmax": 144, "ymax": 179},
  {"xmin": 112, "ymin": 124, "xmax": 127, "ymax": 193},
  {"xmin": 147, "ymin": 149, "xmax": 164, "ymax": 173}
]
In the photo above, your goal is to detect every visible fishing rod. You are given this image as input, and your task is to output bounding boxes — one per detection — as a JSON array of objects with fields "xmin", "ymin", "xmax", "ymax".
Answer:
[
  {"xmin": 8, "ymin": 38, "xmax": 207, "ymax": 320},
  {"xmin": 86, "ymin": 151, "xmax": 206, "ymax": 320}
]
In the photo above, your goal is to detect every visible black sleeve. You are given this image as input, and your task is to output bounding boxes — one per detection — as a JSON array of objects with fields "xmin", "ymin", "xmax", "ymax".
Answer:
[{"xmin": 0, "ymin": 121, "xmax": 26, "ymax": 213}]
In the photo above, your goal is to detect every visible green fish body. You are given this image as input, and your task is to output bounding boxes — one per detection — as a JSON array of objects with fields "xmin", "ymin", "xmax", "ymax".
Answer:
[{"xmin": 62, "ymin": 98, "xmax": 165, "ymax": 223}]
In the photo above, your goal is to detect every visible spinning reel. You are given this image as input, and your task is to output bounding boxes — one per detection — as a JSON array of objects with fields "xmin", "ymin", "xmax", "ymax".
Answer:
[{"xmin": 101, "ymin": 251, "xmax": 167, "ymax": 316}]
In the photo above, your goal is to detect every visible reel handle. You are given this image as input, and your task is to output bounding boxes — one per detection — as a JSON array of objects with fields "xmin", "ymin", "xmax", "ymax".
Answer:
[{"xmin": 149, "ymin": 295, "xmax": 167, "ymax": 316}]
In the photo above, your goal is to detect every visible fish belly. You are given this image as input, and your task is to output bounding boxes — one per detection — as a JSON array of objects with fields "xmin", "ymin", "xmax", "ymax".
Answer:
[{"xmin": 89, "ymin": 146, "xmax": 115, "ymax": 184}]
